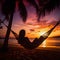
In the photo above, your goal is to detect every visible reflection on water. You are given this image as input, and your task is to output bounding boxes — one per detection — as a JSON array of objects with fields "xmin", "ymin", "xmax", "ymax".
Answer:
[
  {"xmin": 0, "ymin": 37, "xmax": 60, "ymax": 48},
  {"xmin": 40, "ymin": 37, "xmax": 60, "ymax": 47}
]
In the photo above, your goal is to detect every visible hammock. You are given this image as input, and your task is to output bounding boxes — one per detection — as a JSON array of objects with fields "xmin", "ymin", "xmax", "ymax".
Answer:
[{"xmin": 1, "ymin": 19, "xmax": 60, "ymax": 49}]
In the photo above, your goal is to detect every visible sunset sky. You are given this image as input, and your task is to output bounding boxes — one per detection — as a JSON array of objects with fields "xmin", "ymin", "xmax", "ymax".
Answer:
[{"xmin": 0, "ymin": 1, "xmax": 60, "ymax": 39}]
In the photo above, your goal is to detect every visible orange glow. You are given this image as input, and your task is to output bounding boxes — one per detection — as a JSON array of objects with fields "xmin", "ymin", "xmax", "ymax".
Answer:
[
  {"xmin": 38, "ymin": 27, "xmax": 50, "ymax": 38},
  {"xmin": 11, "ymin": 25, "xmax": 60, "ymax": 38},
  {"xmin": 42, "ymin": 40, "xmax": 46, "ymax": 47}
]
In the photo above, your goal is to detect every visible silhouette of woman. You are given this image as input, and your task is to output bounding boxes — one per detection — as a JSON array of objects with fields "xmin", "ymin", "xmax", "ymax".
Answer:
[{"xmin": 11, "ymin": 29, "xmax": 32, "ymax": 49}]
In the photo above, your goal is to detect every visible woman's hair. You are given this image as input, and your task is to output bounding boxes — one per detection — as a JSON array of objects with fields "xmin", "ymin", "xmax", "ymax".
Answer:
[{"xmin": 19, "ymin": 29, "xmax": 25, "ymax": 38}]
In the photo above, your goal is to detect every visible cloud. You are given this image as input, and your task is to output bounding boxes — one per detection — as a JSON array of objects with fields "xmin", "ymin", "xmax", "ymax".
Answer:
[
  {"xmin": 46, "ymin": 20, "xmax": 57, "ymax": 24},
  {"xmin": 26, "ymin": 22, "xmax": 33, "ymax": 25},
  {"xmin": 29, "ymin": 29, "xmax": 35, "ymax": 31},
  {"xmin": 14, "ymin": 24, "xmax": 20, "ymax": 27}
]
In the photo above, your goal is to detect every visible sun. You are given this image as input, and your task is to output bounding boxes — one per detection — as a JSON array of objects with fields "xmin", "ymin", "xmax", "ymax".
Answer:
[
  {"xmin": 38, "ymin": 31, "xmax": 47, "ymax": 37},
  {"xmin": 40, "ymin": 31, "xmax": 46, "ymax": 35}
]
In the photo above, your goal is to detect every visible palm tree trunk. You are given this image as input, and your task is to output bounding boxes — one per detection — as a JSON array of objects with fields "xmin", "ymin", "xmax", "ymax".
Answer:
[{"xmin": 2, "ymin": 11, "xmax": 14, "ymax": 51}]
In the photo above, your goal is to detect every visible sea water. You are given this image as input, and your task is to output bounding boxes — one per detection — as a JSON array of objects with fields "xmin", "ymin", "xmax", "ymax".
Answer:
[{"xmin": 0, "ymin": 38, "xmax": 60, "ymax": 48}]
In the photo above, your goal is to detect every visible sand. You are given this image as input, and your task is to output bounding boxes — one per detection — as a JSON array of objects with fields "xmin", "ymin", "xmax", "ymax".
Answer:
[{"xmin": 0, "ymin": 44, "xmax": 60, "ymax": 60}]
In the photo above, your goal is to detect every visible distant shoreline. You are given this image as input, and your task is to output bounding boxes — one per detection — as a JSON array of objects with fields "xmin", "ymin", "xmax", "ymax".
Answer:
[{"xmin": 0, "ymin": 36, "xmax": 60, "ymax": 39}]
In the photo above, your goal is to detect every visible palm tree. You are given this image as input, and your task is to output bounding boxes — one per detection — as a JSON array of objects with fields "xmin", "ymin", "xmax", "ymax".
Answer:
[
  {"xmin": 1, "ymin": 0, "xmax": 60, "ymax": 50},
  {"xmin": 1, "ymin": 0, "xmax": 16, "ymax": 50}
]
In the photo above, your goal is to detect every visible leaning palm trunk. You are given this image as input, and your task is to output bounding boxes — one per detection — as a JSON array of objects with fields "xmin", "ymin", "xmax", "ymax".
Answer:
[
  {"xmin": 1, "ymin": 0, "xmax": 15, "ymax": 51},
  {"xmin": 2, "ymin": 11, "xmax": 14, "ymax": 50}
]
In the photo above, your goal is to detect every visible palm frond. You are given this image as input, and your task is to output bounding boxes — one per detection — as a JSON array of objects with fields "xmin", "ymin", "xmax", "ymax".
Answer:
[
  {"xmin": 38, "ymin": 0, "xmax": 60, "ymax": 21},
  {"xmin": 18, "ymin": 0, "xmax": 27, "ymax": 22},
  {"xmin": 0, "ymin": 19, "xmax": 3, "ymax": 29},
  {"xmin": 2, "ymin": 0, "xmax": 16, "ymax": 18},
  {"xmin": 27, "ymin": 0, "xmax": 39, "ymax": 16}
]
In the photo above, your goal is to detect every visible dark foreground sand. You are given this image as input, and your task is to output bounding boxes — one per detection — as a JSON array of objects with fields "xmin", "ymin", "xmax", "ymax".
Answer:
[{"xmin": 0, "ymin": 44, "xmax": 60, "ymax": 60}]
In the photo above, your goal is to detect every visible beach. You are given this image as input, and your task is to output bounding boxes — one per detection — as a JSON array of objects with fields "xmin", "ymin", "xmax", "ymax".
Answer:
[
  {"xmin": 0, "ymin": 45, "xmax": 60, "ymax": 60},
  {"xmin": 0, "ymin": 38, "xmax": 60, "ymax": 60}
]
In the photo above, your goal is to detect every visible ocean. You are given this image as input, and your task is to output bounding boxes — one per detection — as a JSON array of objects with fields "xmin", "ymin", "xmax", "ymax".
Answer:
[{"xmin": 0, "ymin": 37, "xmax": 60, "ymax": 48}]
